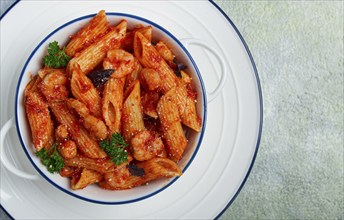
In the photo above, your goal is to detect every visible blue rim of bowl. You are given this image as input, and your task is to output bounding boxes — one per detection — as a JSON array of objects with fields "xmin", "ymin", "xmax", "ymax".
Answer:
[{"xmin": 13, "ymin": 12, "xmax": 207, "ymax": 205}]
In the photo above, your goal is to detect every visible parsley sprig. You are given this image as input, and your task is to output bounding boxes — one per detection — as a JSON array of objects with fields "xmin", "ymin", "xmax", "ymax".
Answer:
[
  {"xmin": 36, "ymin": 143, "xmax": 64, "ymax": 173},
  {"xmin": 100, "ymin": 133, "xmax": 128, "ymax": 165},
  {"xmin": 43, "ymin": 41, "xmax": 70, "ymax": 68}
]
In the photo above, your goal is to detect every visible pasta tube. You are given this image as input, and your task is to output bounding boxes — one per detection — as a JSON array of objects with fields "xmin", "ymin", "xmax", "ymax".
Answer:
[
  {"xmin": 141, "ymin": 91, "xmax": 160, "ymax": 119},
  {"xmin": 67, "ymin": 19, "xmax": 127, "ymax": 75},
  {"xmin": 122, "ymin": 25, "xmax": 152, "ymax": 52},
  {"xmin": 133, "ymin": 32, "xmax": 177, "ymax": 93},
  {"xmin": 157, "ymin": 87, "xmax": 187, "ymax": 161},
  {"xmin": 71, "ymin": 168, "xmax": 103, "ymax": 190},
  {"xmin": 65, "ymin": 10, "xmax": 109, "ymax": 57},
  {"xmin": 24, "ymin": 76, "xmax": 54, "ymax": 151},
  {"xmin": 122, "ymin": 80, "xmax": 145, "ymax": 141},
  {"xmin": 70, "ymin": 63, "xmax": 102, "ymax": 117},
  {"xmin": 64, "ymin": 155, "xmax": 115, "ymax": 173},
  {"xmin": 138, "ymin": 157, "xmax": 182, "ymax": 179},
  {"xmin": 100, "ymin": 158, "xmax": 181, "ymax": 190},
  {"xmin": 174, "ymin": 82, "xmax": 201, "ymax": 132},
  {"xmin": 102, "ymin": 77, "xmax": 125, "ymax": 134},
  {"xmin": 24, "ymin": 10, "xmax": 204, "ymax": 191},
  {"xmin": 49, "ymin": 102, "xmax": 107, "ymax": 158},
  {"xmin": 124, "ymin": 58, "xmax": 142, "ymax": 94},
  {"xmin": 133, "ymin": 32, "xmax": 201, "ymax": 132}
]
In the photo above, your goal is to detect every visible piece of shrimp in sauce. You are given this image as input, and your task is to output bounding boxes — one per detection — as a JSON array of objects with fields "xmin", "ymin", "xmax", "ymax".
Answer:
[
  {"xmin": 67, "ymin": 98, "xmax": 109, "ymax": 140},
  {"xmin": 103, "ymin": 49, "xmax": 138, "ymax": 78}
]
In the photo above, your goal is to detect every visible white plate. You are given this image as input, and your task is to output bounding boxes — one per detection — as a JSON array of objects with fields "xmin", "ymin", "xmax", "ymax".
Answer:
[{"xmin": 0, "ymin": 1, "xmax": 262, "ymax": 219}]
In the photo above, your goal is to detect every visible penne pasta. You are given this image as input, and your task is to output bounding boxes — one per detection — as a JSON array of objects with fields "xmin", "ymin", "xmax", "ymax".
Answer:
[
  {"xmin": 180, "ymin": 70, "xmax": 192, "ymax": 84},
  {"xmin": 70, "ymin": 63, "xmax": 102, "ymax": 118},
  {"xmin": 64, "ymin": 155, "xmax": 115, "ymax": 173},
  {"xmin": 100, "ymin": 157, "xmax": 180, "ymax": 190},
  {"xmin": 122, "ymin": 25, "xmax": 152, "ymax": 52},
  {"xmin": 133, "ymin": 32, "xmax": 201, "ymax": 132},
  {"xmin": 122, "ymin": 80, "xmax": 145, "ymax": 141},
  {"xmin": 25, "ymin": 11, "xmax": 203, "ymax": 190},
  {"xmin": 24, "ymin": 76, "xmax": 54, "ymax": 151},
  {"xmin": 71, "ymin": 168, "xmax": 103, "ymax": 190},
  {"xmin": 124, "ymin": 58, "xmax": 142, "ymax": 94},
  {"xmin": 102, "ymin": 77, "xmax": 125, "ymax": 134},
  {"xmin": 66, "ymin": 10, "xmax": 109, "ymax": 57},
  {"xmin": 141, "ymin": 90, "xmax": 160, "ymax": 119},
  {"xmin": 67, "ymin": 20, "xmax": 127, "ymax": 75},
  {"xmin": 157, "ymin": 87, "xmax": 188, "ymax": 161},
  {"xmin": 174, "ymin": 82, "xmax": 202, "ymax": 132},
  {"xmin": 137, "ymin": 157, "xmax": 182, "ymax": 180},
  {"xmin": 134, "ymin": 32, "xmax": 178, "ymax": 93},
  {"xmin": 50, "ymin": 102, "xmax": 107, "ymax": 158},
  {"xmin": 137, "ymin": 26, "xmax": 152, "ymax": 43}
]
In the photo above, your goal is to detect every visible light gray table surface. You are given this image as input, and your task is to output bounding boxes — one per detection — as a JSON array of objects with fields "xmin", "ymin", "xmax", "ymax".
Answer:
[{"xmin": 1, "ymin": 1, "xmax": 343, "ymax": 219}]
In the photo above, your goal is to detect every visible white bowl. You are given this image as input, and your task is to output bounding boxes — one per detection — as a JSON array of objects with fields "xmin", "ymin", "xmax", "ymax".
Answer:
[{"xmin": 13, "ymin": 13, "xmax": 209, "ymax": 204}]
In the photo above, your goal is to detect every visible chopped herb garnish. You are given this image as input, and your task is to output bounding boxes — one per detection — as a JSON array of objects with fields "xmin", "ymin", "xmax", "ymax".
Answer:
[
  {"xmin": 100, "ymin": 133, "xmax": 128, "ymax": 165},
  {"xmin": 43, "ymin": 41, "xmax": 70, "ymax": 68},
  {"xmin": 36, "ymin": 143, "xmax": 64, "ymax": 173}
]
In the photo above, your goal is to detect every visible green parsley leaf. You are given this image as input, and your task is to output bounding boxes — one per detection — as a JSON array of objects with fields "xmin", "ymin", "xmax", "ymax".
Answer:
[
  {"xmin": 100, "ymin": 133, "xmax": 128, "ymax": 165},
  {"xmin": 36, "ymin": 143, "xmax": 64, "ymax": 173},
  {"xmin": 43, "ymin": 41, "xmax": 70, "ymax": 68}
]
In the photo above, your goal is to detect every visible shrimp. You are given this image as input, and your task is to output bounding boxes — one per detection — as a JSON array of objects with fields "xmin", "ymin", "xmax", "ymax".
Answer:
[
  {"xmin": 102, "ymin": 165, "xmax": 131, "ymax": 190},
  {"xmin": 55, "ymin": 124, "xmax": 77, "ymax": 159},
  {"xmin": 70, "ymin": 63, "xmax": 102, "ymax": 118},
  {"xmin": 100, "ymin": 156, "xmax": 137, "ymax": 190},
  {"xmin": 58, "ymin": 140, "xmax": 78, "ymax": 159},
  {"xmin": 103, "ymin": 49, "xmax": 137, "ymax": 78},
  {"xmin": 130, "ymin": 130, "xmax": 167, "ymax": 161},
  {"xmin": 38, "ymin": 69, "xmax": 68, "ymax": 102},
  {"xmin": 67, "ymin": 98, "xmax": 109, "ymax": 140},
  {"xmin": 155, "ymin": 41, "xmax": 174, "ymax": 64},
  {"xmin": 139, "ymin": 68, "xmax": 162, "ymax": 91}
]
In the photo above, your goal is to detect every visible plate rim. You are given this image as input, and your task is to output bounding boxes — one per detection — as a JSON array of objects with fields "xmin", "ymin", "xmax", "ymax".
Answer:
[
  {"xmin": 1, "ymin": 2, "xmax": 20, "ymax": 219},
  {"xmin": 0, "ymin": 0, "xmax": 263, "ymax": 219},
  {"xmin": 208, "ymin": 1, "xmax": 263, "ymax": 219}
]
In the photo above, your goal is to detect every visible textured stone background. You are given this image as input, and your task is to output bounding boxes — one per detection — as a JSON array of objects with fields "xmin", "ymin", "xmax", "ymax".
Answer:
[
  {"xmin": 1, "ymin": 1, "xmax": 343, "ymax": 219},
  {"xmin": 214, "ymin": 1, "xmax": 343, "ymax": 219}
]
